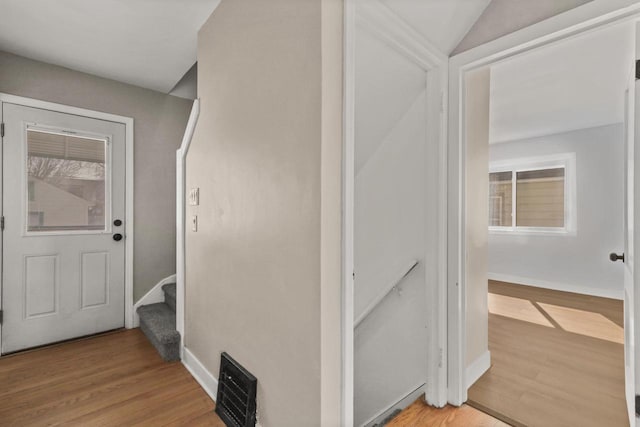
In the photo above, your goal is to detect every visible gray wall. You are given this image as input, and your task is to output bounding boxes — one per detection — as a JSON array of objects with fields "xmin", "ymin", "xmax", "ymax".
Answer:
[
  {"xmin": 170, "ymin": 62, "xmax": 197, "ymax": 100},
  {"xmin": 0, "ymin": 51, "xmax": 192, "ymax": 301},
  {"xmin": 488, "ymin": 124, "xmax": 624, "ymax": 298},
  {"xmin": 453, "ymin": 0, "xmax": 593, "ymax": 55},
  {"xmin": 184, "ymin": 0, "xmax": 343, "ymax": 425}
]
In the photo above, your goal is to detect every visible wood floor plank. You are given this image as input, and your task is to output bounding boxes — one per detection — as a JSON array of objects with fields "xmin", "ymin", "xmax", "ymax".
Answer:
[
  {"xmin": 386, "ymin": 399, "xmax": 510, "ymax": 427},
  {"xmin": 468, "ymin": 281, "xmax": 627, "ymax": 427},
  {"xmin": 0, "ymin": 329, "xmax": 225, "ymax": 427}
]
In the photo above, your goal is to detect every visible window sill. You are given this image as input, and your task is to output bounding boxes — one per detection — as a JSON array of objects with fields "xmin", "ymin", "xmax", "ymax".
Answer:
[{"xmin": 489, "ymin": 227, "xmax": 576, "ymax": 237}]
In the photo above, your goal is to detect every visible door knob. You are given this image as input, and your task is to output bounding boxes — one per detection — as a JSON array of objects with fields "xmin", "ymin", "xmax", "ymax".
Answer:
[
  {"xmin": 113, "ymin": 233, "xmax": 123, "ymax": 242},
  {"xmin": 609, "ymin": 252, "xmax": 625, "ymax": 262}
]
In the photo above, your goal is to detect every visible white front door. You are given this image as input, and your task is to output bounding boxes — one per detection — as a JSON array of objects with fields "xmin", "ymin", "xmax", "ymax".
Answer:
[{"xmin": 1, "ymin": 103, "xmax": 126, "ymax": 354}]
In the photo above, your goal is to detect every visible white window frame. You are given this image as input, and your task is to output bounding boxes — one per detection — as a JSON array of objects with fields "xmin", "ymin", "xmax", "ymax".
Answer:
[
  {"xmin": 489, "ymin": 153, "xmax": 577, "ymax": 236},
  {"xmin": 23, "ymin": 123, "xmax": 113, "ymax": 237}
]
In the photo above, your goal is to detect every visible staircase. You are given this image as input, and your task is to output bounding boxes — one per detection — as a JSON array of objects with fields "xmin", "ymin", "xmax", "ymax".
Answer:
[{"xmin": 137, "ymin": 283, "xmax": 180, "ymax": 362}]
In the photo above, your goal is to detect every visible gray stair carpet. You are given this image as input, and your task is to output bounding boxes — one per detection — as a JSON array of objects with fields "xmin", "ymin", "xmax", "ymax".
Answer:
[
  {"xmin": 162, "ymin": 283, "xmax": 176, "ymax": 312},
  {"xmin": 137, "ymin": 302, "xmax": 180, "ymax": 362}
]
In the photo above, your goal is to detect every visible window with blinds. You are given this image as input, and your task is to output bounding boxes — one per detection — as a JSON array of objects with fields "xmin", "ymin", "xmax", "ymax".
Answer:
[
  {"xmin": 489, "ymin": 154, "xmax": 574, "ymax": 233},
  {"xmin": 26, "ymin": 128, "xmax": 108, "ymax": 233}
]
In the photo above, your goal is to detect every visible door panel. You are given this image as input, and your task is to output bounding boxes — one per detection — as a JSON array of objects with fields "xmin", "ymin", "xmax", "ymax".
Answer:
[
  {"xmin": 622, "ymin": 25, "xmax": 640, "ymax": 426},
  {"xmin": 80, "ymin": 251, "xmax": 109, "ymax": 309},
  {"xmin": 1, "ymin": 103, "xmax": 126, "ymax": 354},
  {"xmin": 24, "ymin": 254, "xmax": 58, "ymax": 318}
]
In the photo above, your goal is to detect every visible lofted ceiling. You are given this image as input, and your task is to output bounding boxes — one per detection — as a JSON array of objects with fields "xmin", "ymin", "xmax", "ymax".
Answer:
[
  {"xmin": 355, "ymin": 0, "xmax": 490, "ymax": 174},
  {"xmin": 380, "ymin": 0, "xmax": 491, "ymax": 55},
  {"xmin": 0, "ymin": 0, "xmax": 220, "ymax": 93},
  {"xmin": 490, "ymin": 22, "xmax": 634, "ymax": 144}
]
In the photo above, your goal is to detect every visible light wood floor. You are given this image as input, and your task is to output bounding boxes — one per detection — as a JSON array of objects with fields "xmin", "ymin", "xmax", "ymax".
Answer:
[
  {"xmin": 387, "ymin": 398, "xmax": 509, "ymax": 427},
  {"xmin": 468, "ymin": 281, "xmax": 627, "ymax": 427},
  {"xmin": 0, "ymin": 329, "xmax": 225, "ymax": 426}
]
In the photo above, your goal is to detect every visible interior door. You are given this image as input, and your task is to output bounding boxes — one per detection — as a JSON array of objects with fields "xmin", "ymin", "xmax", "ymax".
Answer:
[
  {"xmin": 620, "ymin": 29, "xmax": 640, "ymax": 426},
  {"xmin": 1, "ymin": 103, "xmax": 126, "ymax": 354}
]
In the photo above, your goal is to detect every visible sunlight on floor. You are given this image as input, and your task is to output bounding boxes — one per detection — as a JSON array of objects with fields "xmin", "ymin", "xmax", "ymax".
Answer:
[
  {"xmin": 489, "ymin": 292, "xmax": 624, "ymax": 344},
  {"xmin": 538, "ymin": 302, "xmax": 624, "ymax": 344},
  {"xmin": 489, "ymin": 293, "xmax": 554, "ymax": 327}
]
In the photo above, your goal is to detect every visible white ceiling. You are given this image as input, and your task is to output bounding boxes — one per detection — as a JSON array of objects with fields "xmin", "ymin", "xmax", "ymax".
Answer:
[
  {"xmin": 0, "ymin": 0, "xmax": 220, "ymax": 93},
  {"xmin": 490, "ymin": 22, "xmax": 634, "ymax": 144},
  {"xmin": 380, "ymin": 0, "xmax": 491, "ymax": 54}
]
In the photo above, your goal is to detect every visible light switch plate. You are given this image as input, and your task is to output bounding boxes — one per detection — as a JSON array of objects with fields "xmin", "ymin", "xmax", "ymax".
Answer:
[
  {"xmin": 191, "ymin": 215, "xmax": 198, "ymax": 232},
  {"xmin": 189, "ymin": 188, "xmax": 199, "ymax": 206}
]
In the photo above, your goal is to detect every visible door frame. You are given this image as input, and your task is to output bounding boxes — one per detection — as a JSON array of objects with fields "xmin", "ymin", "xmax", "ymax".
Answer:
[
  {"xmin": 447, "ymin": 0, "xmax": 640, "ymax": 407},
  {"xmin": 342, "ymin": 0, "xmax": 450, "ymax": 423},
  {"xmin": 0, "ymin": 93, "xmax": 135, "ymax": 354}
]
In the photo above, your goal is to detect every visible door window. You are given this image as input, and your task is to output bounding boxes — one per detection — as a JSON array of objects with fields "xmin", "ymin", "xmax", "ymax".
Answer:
[{"xmin": 26, "ymin": 128, "xmax": 109, "ymax": 233}]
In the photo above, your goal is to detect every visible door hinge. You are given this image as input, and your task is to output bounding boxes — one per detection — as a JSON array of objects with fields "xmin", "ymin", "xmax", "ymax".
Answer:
[
  {"xmin": 636, "ymin": 60, "xmax": 640, "ymax": 81},
  {"xmin": 1, "ymin": 122, "xmax": 4, "ymax": 138},
  {"xmin": 1, "ymin": 216, "xmax": 4, "ymax": 231},
  {"xmin": 0, "ymin": 310, "xmax": 3, "ymax": 324}
]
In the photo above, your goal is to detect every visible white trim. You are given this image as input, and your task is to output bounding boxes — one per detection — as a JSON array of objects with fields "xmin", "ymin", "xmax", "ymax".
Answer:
[
  {"xmin": 132, "ymin": 274, "xmax": 177, "ymax": 327},
  {"xmin": 342, "ymin": 1, "xmax": 356, "ymax": 425},
  {"xmin": 488, "ymin": 273, "xmax": 624, "ymax": 300},
  {"xmin": 23, "ymin": 123, "xmax": 114, "ymax": 237},
  {"xmin": 354, "ymin": 0, "xmax": 447, "ymax": 69},
  {"xmin": 176, "ymin": 99, "xmax": 200, "ymax": 359},
  {"xmin": 182, "ymin": 346, "xmax": 218, "ymax": 402},
  {"xmin": 466, "ymin": 351, "xmax": 491, "ymax": 389},
  {"xmin": 0, "ymin": 93, "xmax": 135, "ymax": 338},
  {"xmin": 343, "ymin": 0, "xmax": 449, "ymax": 417},
  {"xmin": 447, "ymin": 0, "xmax": 640, "ymax": 407},
  {"xmin": 362, "ymin": 383, "xmax": 426, "ymax": 427}
]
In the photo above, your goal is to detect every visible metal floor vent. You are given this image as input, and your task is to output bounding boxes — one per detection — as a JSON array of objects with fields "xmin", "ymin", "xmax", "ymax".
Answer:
[{"xmin": 215, "ymin": 352, "xmax": 257, "ymax": 427}]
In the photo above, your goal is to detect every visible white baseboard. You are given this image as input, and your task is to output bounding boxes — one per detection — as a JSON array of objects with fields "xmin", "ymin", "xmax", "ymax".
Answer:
[
  {"xmin": 466, "ymin": 351, "xmax": 491, "ymax": 389},
  {"xmin": 132, "ymin": 274, "xmax": 176, "ymax": 327},
  {"xmin": 183, "ymin": 347, "xmax": 219, "ymax": 402},
  {"xmin": 488, "ymin": 273, "xmax": 623, "ymax": 300},
  {"xmin": 362, "ymin": 383, "xmax": 426, "ymax": 427}
]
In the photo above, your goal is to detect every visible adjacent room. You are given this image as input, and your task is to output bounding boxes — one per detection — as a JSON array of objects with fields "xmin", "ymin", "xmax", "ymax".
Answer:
[
  {"xmin": 466, "ymin": 21, "xmax": 634, "ymax": 427},
  {"xmin": 3, "ymin": 1, "xmax": 640, "ymax": 426}
]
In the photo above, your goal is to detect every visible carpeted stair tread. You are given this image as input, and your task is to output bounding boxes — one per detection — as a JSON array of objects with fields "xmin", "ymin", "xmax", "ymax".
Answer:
[
  {"xmin": 162, "ymin": 283, "xmax": 176, "ymax": 300},
  {"xmin": 137, "ymin": 302, "xmax": 180, "ymax": 361},
  {"xmin": 162, "ymin": 283, "xmax": 176, "ymax": 312}
]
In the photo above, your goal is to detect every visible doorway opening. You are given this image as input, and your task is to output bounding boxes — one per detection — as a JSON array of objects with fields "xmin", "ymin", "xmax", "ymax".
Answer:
[{"xmin": 459, "ymin": 19, "xmax": 634, "ymax": 427}]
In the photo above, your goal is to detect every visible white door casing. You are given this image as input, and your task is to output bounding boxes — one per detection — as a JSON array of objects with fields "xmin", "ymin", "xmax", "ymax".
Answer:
[
  {"xmin": 447, "ymin": 1, "xmax": 640, "ymax": 408},
  {"xmin": 349, "ymin": 0, "xmax": 448, "ymax": 425},
  {"xmin": 1, "ymin": 103, "xmax": 126, "ymax": 354}
]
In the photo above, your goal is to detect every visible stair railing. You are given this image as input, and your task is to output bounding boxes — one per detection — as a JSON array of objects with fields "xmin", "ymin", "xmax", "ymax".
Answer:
[{"xmin": 354, "ymin": 259, "xmax": 419, "ymax": 328}]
